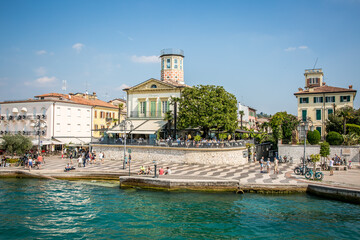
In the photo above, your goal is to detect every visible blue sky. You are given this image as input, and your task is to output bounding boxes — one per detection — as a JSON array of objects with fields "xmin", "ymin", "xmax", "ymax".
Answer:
[{"xmin": 0, "ymin": 0, "xmax": 359, "ymax": 115}]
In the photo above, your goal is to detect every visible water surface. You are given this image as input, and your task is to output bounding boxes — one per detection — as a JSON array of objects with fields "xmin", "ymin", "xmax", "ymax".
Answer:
[{"xmin": 0, "ymin": 179, "xmax": 359, "ymax": 239}]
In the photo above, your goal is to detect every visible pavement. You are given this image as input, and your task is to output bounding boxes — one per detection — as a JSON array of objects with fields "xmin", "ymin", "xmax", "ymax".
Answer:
[{"xmin": 1, "ymin": 155, "xmax": 359, "ymax": 190}]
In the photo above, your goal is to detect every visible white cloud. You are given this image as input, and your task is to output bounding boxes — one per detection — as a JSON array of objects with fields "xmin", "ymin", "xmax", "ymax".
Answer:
[
  {"xmin": 284, "ymin": 47, "xmax": 297, "ymax": 52},
  {"xmin": 36, "ymin": 50, "xmax": 47, "ymax": 55},
  {"xmin": 298, "ymin": 45, "xmax": 308, "ymax": 49},
  {"xmin": 72, "ymin": 43, "xmax": 85, "ymax": 53},
  {"xmin": 131, "ymin": 55, "xmax": 160, "ymax": 63},
  {"xmin": 35, "ymin": 76, "xmax": 57, "ymax": 84},
  {"xmin": 115, "ymin": 84, "xmax": 130, "ymax": 91},
  {"xmin": 35, "ymin": 67, "xmax": 47, "ymax": 76},
  {"xmin": 284, "ymin": 45, "xmax": 309, "ymax": 52}
]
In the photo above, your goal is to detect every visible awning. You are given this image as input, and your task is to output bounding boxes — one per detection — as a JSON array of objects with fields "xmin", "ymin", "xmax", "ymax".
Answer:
[
  {"xmin": 52, "ymin": 138, "xmax": 91, "ymax": 145},
  {"xmin": 21, "ymin": 107, "xmax": 28, "ymax": 112},
  {"xmin": 12, "ymin": 108, "xmax": 19, "ymax": 114},
  {"xmin": 107, "ymin": 119, "xmax": 166, "ymax": 135},
  {"xmin": 31, "ymin": 139, "xmax": 62, "ymax": 145}
]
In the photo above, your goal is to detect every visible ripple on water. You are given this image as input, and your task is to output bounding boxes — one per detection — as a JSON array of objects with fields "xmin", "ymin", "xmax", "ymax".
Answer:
[{"xmin": 0, "ymin": 179, "xmax": 360, "ymax": 239}]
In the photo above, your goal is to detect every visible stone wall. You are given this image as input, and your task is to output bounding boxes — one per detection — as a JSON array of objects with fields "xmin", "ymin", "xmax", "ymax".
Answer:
[
  {"xmin": 91, "ymin": 144, "xmax": 248, "ymax": 166},
  {"xmin": 278, "ymin": 144, "xmax": 360, "ymax": 163}
]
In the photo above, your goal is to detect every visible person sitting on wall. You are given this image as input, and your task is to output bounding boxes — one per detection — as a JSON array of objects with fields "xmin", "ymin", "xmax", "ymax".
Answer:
[
  {"xmin": 146, "ymin": 166, "xmax": 152, "ymax": 175},
  {"xmin": 138, "ymin": 166, "xmax": 145, "ymax": 175},
  {"xmin": 165, "ymin": 167, "xmax": 171, "ymax": 175},
  {"xmin": 64, "ymin": 163, "xmax": 75, "ymax": 172},
  {"xmin": 159, "ymin": 167, "xmax": 164, "ymax": 175}
]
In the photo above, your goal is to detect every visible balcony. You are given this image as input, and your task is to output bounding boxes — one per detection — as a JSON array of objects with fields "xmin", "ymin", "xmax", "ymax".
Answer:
[
  {"xmin": 105, "ymin": 117, "xmax": 113, "ymax": 122},
  {"xmin": 129, "ymin": 111, "xmax": 165, "ymax": 119}
]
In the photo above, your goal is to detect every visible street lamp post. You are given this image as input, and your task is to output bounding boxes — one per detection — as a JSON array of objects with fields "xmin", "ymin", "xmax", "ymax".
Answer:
[
  {"xmin": 32, "ymin": 118, "xmax": 47, "ymax": 155},
  {"xmin": 297, "ymin": 117, "xmax": 313, "ymax": 175},
  {"xmin": 119, "ymin": 119, "xmax": 134, "ymax": 170}
]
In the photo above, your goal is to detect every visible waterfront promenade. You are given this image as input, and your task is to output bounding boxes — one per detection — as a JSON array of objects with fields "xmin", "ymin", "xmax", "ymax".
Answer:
[{"xmin": 1, "ymin": 155, "xmax": 359, "ymax": 191}]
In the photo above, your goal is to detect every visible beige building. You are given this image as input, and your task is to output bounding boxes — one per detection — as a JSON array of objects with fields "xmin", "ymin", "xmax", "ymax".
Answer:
[{"xmin": 294, "ymin": 69, "xmax": 357, "ymax": 137}]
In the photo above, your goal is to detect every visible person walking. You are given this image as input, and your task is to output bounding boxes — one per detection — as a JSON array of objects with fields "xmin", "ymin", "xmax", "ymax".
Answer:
[
  {"xmin": 273, "ymin": 157, "xmax": 279, "ymax": 174},
  {"xmin": 260, "ymin": 157, "xmax": 264, "ymax": 173},
  {"xmin": 266, "ymin": 158, "xmax": 271, "ymax": 174},
  {"xmin": 329, "ymin": 158, "xmax": 334, "ymax": 176}
]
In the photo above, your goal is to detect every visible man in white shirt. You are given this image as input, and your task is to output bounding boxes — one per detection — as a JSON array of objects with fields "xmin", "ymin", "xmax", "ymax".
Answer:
[{"xmin": 329, "ymin": 158, "xmax": 334, "ymax": 176}]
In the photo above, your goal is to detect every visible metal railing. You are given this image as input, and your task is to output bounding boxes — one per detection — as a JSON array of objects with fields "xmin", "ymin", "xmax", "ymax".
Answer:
[
  {"xmin": 129, "ymin": 111, "xmax": 165, "ymax": 118},
  {"xmin": 0, "ymin": 114, "xmax": 46, "ymax": 121},
  {"xmin": 160, "ymin": 48, "xmax": 184, "ymax": 56},
  {"xmin": 92, "ymin": 138, "xmax": 253, "ymax": 149}
]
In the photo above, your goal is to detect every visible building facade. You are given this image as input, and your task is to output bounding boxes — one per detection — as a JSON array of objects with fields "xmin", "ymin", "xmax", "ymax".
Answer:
[
  {"xmin": 0, "ymin": 98, "xmax": 92, "ymax": 148},
  {"xmin": 294, "ymin": 68, "xmax": 357, "ymax": 137}
]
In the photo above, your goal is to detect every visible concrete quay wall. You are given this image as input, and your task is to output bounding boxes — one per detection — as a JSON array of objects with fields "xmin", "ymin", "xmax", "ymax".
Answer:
[
  {"xmin": 307, "ymin": 184, "xmax": 360, "ymax": 204},
  {"xmin": 279, "ymin": 144, "xmax": 359, "ymax": 163},
  {"xmin": 91, "ymin": 144, "xmax": 249, "ymax": 166}
]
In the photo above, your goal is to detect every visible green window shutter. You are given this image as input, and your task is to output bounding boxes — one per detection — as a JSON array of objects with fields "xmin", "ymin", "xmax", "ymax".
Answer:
[
  {"xmin": 320, "ymin": 97, "xmax": 323, "ymax": 103},
  {"xmin": 328, "ymin": 109, "xmax": 333, "ymax": 115},
  {"xmin": 316, "ymin": 109, "xmax": 321, "ymax": 120},
  {"xmin": 313, "ymin": 97, "xmax": 316, "ymax": 103},
  {"xmin": 340, "ymin": 96, "xmax": 344, "ymax": 102},
  {"xmin": 316, "ymin": 127, "xmax": 322, "ymax": 134},
  {"xmin": 347, "ymin": 96, "xmax": 350, "ymax": 101},
  {"xmin": 302, "ymin": 110, "xmax": 307, "ymax": 121}
]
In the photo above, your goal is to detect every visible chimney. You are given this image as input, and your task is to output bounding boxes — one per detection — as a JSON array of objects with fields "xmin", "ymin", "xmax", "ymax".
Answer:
[
  {"xmin": 298, "ymin": 88, "xmax": 303, "ymax": 92},
  {"xmin": 349, "ymin": 85, "xmax": 353, "ymax": 89},
  {"xmin": 322, "ymin": 82, "xmax": 326, "ymax": 86}
]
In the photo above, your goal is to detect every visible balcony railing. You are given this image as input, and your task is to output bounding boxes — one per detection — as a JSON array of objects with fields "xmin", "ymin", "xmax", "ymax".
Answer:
[
  {"xmin": 129, "ymin": 111, "xmax": 165, "ymax": 119},
  {"xmin": 0, "ymin": 130, "xmax": 46, "ymax": 136},
  {"xmin": 0, "ymin": 114, "xmax": 46, "ymax": 121}
]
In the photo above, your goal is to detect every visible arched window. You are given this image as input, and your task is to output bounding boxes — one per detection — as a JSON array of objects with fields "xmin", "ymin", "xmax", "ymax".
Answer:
[{"xmin": 151, "ymin": 84, "xmax": 157, "ymax": 89}]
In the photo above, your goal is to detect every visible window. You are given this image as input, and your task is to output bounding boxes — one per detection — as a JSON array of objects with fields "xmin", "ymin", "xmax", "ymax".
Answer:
[
  {"xmin": 95, "ymin": 110, "xmax": 97, "ymax": 118},
  {"xmin": 328, "ymin": 109, "xmax": 333, "ymax": 115},
  {"xmin": 67, "ymin": 123, "xmax": 71, "ymax": 132},
  {"xmin": 77, "ymin": 124, "xmax": 81, "ymax": 132},
  {"xmin": 313, "ymin": 97, "xmax": 323, "ymax": 103},
  {"xmin": 101, "ymin": 125, "xmax": 105, "ymax": 129},
  {"xmin": 340, "ymin": 96, "xmax": 351, "ymax": 102},
  {"xmin": 325, "ymin": 96, "xmax": 335, "ymax": 103},
  {"xmin": 140, "ymin": 102, "xmax": 146, "ymax": 114},
  {"xmin": 162, "ymin": 101, "xmax": 168, "ymax": 113},
  {"xmin": 302, "ymin": 110, "xmax": 307, "ymax": 121},
  {"xmin": 67, "ymin": 108, "xmax": 71, "ymax": 117},
  {"xmin": 300, "ymin": 97, "xmax": 309, "ymax": 104},
  {"xmin": 100, "ymin": 111, "xmax": 104, "ymax": 118},
  {"xmin": 56, "ymin": 123, "xmax": 60, "ymax": 132},
  {"xmin": 162, "ymin": 59, "xmax": 164, "ymax": 70},
  {"xmin": 316, "ymin": 109, "xmax": 321, "ymax": 120},
  {"xmin": 56, "ymin": 107, "xmax": 61, "ymax": 116},
  {"xmin": 167, "ymin": 59, "xmax": 171, "ymax": 69},
  {"xmin": 77, "ymin": 109, "xmax": 81, "ymax": 117},
  {"xmin": 151, "ymin": 84, "xmax": 157, "ymax": 88},
  {"xmin": 112, "ymin": 113, "xmax": 115, "ymax": 118},
  {"xmin": 94, "ymin": 124, "xmax": 98, "ymax": 130},
  {"xmin": 308, "ymin": 78, "xmax": 320, "ymax": 84},
  {"xmin": 180, "ymin": 59, "xmax": 183, "ymax": 70},
  {"xmin": 316, "ymin": 127, "xmax": 322, "ymax": 134},
  {"xmin": 174, "ymin": 59, "xmax": 178, "ymax": 69}
]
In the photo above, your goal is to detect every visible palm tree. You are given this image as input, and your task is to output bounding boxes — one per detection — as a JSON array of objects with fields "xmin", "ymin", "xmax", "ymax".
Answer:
[
  {"xmin": 239, "ymin": 110, "xmax": 245, "ymax": 129},
  {"xmin": 339, "ymin": 107, "xmax": 353, "ymax": 134},
  {"xmin": 118, "ymin": 103, "xmax": 124, "ymax": 124},
  {"xmin": 164, "ymin": 110, "xmax": 173, "ymax": 137}
]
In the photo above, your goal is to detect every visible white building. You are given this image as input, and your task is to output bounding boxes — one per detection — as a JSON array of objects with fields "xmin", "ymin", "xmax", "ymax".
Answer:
[
  {"xmin": 238, "ymin": 102, "xmax": 249, "ymax": 127},
  {"xmin": 0, "ymin": 98, "xmax": 92, "ymax": 149}
]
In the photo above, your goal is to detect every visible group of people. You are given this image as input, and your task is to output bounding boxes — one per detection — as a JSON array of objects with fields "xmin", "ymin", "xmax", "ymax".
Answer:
[
  {"xmin": 23, "ymin": 152, "xmax": 44, "ymax": 170},
  {"xmin": 138, "ymin": 166, "xmax": 171, "ymax": 175},
  {"xmin": 259, "ymin": 156, "xmax": 279, "ymax": 174},
  {"xmin": 64, "ymin": 150, "xmax": 105, "ymax": 171}
]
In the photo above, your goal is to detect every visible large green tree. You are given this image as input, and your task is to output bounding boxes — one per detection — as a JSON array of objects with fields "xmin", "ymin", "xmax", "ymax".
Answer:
[
  {"xmin": 1, "ymin": 134, "xmax": 32, "ymax": 156},
  {"xmin": 269, "ymin": 111, "xmax": 299, "ymax": 144},
  {"xmin": 176, "ymin": 85, "xmax": 238, "ymax": 138}
]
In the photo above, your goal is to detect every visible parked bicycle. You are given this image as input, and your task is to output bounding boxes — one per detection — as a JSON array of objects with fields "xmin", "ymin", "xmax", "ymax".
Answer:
[
  {"xmin": 305, "ymin": 168, "xmax": 324, "ymax": 180},
  {"xmin": 294, "ymin": 165, "xmax": 310, "ymax": 175}
]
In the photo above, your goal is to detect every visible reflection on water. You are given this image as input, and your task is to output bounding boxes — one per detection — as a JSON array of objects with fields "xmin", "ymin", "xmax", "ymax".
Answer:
[{"xmin": 0, "ymin": 178, "xmax": 359, "ymax": 239}]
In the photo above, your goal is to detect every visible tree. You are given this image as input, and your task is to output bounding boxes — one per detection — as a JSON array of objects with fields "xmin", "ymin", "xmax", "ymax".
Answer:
[
  {"xmin": 1, "ymin": 134, "xmax": 32, "ymax": 156},
  {"xmin": 269, "ymin": 112, "xmax": 299, "ymax": 145},
  {"xmin": 326, "ymin": 131, "xmax": 344, "ymax": 145},
  {"xmin": 320, "ymin": 141, "xmax": 330, "ymax": 167},
  {"xmin": 307, "ymin": 130, "xmax": 321, "ymax": 145},
  {"xmin": 176, "ymin": 85, "xmax": 238, "ymax": 138},
  {"xmin": 164, "ymin": 110, "xmax": 173, "ymax": 137},
  {"xmin": 310, "ymin": 154, "xmax": 321, "ymax": 179},
  {"xmin": 239, "ymin": 110, "xmax": 245, "ymax": 129},
  {"xmin": 339, "ymin": 107, "xmax": 354, "ymax": 134}
]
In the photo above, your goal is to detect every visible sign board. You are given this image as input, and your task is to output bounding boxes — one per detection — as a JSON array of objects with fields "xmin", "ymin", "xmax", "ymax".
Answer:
[
  {"xmin": 342, "ymin": 148, "xmax": 351, "ymax": 156},
  {"xmin": 128, "ymin": 148, "xmax": 132, "ymax": 153}
]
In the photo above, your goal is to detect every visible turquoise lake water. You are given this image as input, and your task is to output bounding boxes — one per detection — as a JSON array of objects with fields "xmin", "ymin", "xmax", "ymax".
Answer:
[{"xmin": 0, "ymin": 179, "xmax": 359, "ymax": 240}]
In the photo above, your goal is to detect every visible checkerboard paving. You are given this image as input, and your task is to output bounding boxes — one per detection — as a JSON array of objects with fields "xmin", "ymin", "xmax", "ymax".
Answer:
[{"xmin": 7, "ymin": 156, "xmax": 300, "ymax": 185}]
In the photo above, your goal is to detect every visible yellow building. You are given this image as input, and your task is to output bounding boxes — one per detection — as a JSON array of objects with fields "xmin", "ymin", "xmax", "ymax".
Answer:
[
  {"xmin": 69, "ymin": 92, "xmax": 118, "ymax": 138},
  {"xmin": 294, "ymin": 69, "xmax": 357, "ymax": 137}
]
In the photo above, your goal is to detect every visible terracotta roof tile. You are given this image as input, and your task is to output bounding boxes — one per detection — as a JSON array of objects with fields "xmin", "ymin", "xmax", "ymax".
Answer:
[
  {"xmin": 294, "ymin": 85, "xmax": 357, "ymax": 95},
  {"xmin": 34, "ymin": 93, "xmax": 117, "ymax": 109}
]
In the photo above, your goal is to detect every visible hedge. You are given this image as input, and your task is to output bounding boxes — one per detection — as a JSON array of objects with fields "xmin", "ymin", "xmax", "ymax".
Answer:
[
  {"xmin": 326, "ymin": 131, "xmax": 344, "ymax": 145},
  {"xmin": 307, "ymin": 130, "xmax": 321, "ymax": 145},
  {"xmin": 347, "ymin": 124, "xmax": 360, "ymax": 136}
]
